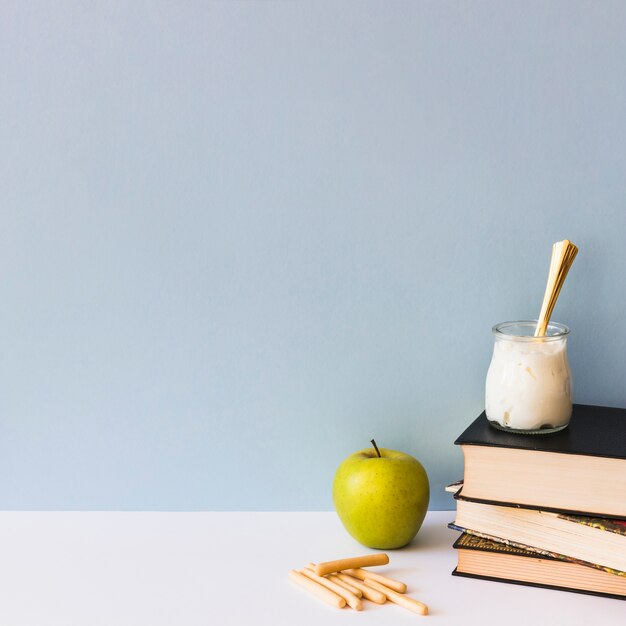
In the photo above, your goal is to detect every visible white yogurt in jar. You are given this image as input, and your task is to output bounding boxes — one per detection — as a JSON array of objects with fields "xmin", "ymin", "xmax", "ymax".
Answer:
[{"xmin": 485, "ymin": 321, "xmax": 572, "ymax": 432}]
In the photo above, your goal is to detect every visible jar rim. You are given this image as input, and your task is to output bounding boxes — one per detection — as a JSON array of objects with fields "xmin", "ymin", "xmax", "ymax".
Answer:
[{"xmin": 492, "ymin": 320, "xmax": 570, "ymax": 341}]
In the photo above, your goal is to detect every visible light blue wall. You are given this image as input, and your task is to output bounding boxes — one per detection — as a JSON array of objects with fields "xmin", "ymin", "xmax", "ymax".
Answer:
[{"xmin": 2, "ymin": 1, "xmax": 626, "ymax": 510}]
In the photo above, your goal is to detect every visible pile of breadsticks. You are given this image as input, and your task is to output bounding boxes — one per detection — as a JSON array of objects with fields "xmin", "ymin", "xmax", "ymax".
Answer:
[{"xmin": 288, "ymin": 553, "xmax": 428, "ymax": 615}]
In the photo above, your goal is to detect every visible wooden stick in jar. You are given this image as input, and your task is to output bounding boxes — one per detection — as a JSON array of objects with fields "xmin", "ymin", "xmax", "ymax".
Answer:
[
  {"xmin": 288, "ymin": 570, "xmax": 346, "ymax": 608},
  {"xmin": 535, "ymin": 239, "xmax": 578, "ymax": 337},
  {"xmin": 314, "ymin": 553, "xmax": 389, "ymax": 576},
  {"xmin": 364, "ymin": 579, "xmax": 428, "ymax": 615},
  {"xmin": 300, "ymin": 568, "xmax": 362, "ymax": 610},
  {"xmin": 334, "ymin": 573, "xmax": 387, "ymax": 604},
  {"xmin": 342, "ymin": 567, "xmax": 407, "ymax": 593}
]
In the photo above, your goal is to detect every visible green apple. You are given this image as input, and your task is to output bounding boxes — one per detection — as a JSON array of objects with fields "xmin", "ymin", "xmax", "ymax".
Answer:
[{"xmin": 332, "ymin": 440, "xmax": 430, "ymax": 549}]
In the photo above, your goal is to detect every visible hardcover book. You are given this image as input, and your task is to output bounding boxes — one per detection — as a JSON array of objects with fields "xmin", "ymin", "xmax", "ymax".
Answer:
[
  {"xmin": 453, "ymin": 533, "xmax": 626, "ymax": 600},
  {"xmin": 453, "ymin": 495, "xmax": 626, "ymax": 573},
  {"xmin": 448, "ymin": 522, "xmax": 626, "ymax": 578},
  {"xmin": 454, "ymin": 404, "xmax": 626, "ymax": 517}
]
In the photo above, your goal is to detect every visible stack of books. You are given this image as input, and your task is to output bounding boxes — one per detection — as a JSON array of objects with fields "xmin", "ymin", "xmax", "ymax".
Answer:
[{"xmin": 449, "ymin": 404, "xmax": 626, "ymax": 600}]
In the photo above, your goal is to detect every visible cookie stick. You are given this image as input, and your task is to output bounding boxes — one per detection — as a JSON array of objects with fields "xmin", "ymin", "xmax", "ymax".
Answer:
[
  {"xmin": 306, "ymin": 563, "xmax": 362, "ymax": 597},
  {"xmin": 342, "ymin": 568, "xmax": 407, "ymax": 593},
  {"xmin": 315, "ymin": 553, "xmax": 389, "ymax": 576},
  {"xmin": 300, "ymin": 568, "xmax": 362, "ymax": 610},
  {"xmin": 327, "ymin": 574, "xmax": 363, "ymax": 597},
  {"xmin": 364, "ymin": 579, "xmax": 428, "ymax": 615},
  {"xmin": 334, "ymin": 573, "xmax": 387, "ymax": 604},
  {"xmin": 288, "ymin": 570, "xmax": 346, "ymax": 608}
]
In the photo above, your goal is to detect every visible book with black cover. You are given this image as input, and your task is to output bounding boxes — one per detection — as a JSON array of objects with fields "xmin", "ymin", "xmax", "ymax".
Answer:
[
  {"xmin": 455, "ymin": 404, "xmax": 626, "ymax": 459},
  {"xmin": 454, "ymin": 404, "xmax": 626, "ymax": 517},
  {"xmin": 452, "ymin": 532, "xmax": 626, "ymax": 600}
]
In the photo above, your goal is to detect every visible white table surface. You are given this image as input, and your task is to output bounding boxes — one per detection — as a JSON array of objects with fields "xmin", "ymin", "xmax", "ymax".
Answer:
[{"xmin": 0, "ymin": 510, "xmax": 622, "ymax": 625}]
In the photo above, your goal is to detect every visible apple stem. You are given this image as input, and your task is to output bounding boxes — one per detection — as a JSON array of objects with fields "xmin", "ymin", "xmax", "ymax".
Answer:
[{"xmin": 370, "ymin": 439, "xmax": 381, "ymax": 458}]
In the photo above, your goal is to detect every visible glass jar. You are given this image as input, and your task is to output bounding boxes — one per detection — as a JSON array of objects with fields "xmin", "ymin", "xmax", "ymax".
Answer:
[{"xmin": 485, "ymin": 321, "xmax": 572, "ymax": 434}]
